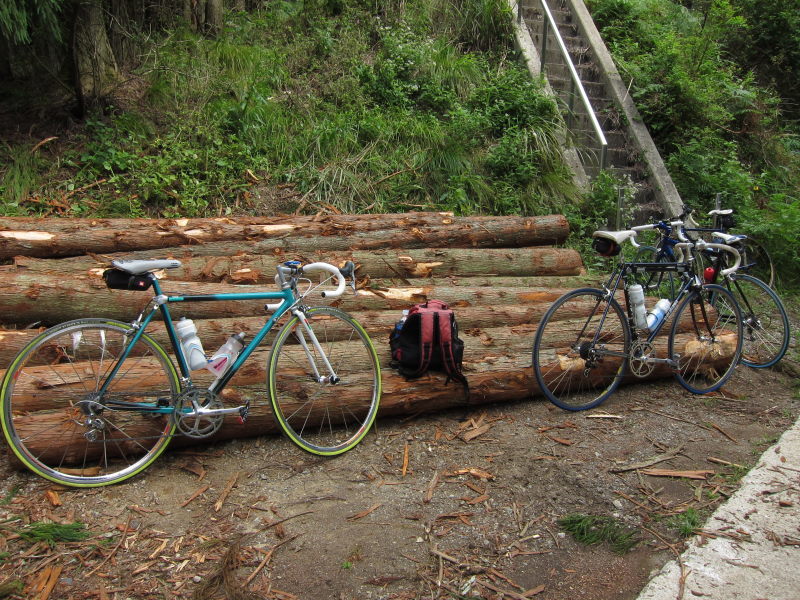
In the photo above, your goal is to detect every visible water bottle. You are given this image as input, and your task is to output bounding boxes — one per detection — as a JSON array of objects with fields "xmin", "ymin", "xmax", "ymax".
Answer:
[
  {"xmin": 175, "ymin": 318, "xmax": 208, "ymax": 371},
  {"xmin": 627, "ymin": 284, "xmax": 648, "ymax": 330},
  {"xmin": 206, "ymin": 332, "xmax": 246, "ymax": 377},
  {"xmin": 646, "ymin": 299, "xmax": 672, "ymax": 330}
]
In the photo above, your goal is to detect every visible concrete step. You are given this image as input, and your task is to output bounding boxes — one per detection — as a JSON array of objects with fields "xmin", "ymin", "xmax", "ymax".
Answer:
[
  {"xmin": 546, "ymin": 76, "xmax": 608, "ymax": 101},
  {"xmin": 522, "ymin": 0, "xmax": 669, "ymax": 210}
]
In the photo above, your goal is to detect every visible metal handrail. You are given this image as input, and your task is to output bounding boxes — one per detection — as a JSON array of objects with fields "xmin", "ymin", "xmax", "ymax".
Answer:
[{"xmin": 519, "ymin": 0, "xmax": 608, "ymax": 170}]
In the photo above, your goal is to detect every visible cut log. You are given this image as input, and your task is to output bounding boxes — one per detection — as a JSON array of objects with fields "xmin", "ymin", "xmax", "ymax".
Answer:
[
  {"xmin": 3, "ymin": 327, "xmax": 740, "ymax": 460},
  {"xmin": 11, "ymin": 246, "xmax": 583, "ymax": 282},
  {"xmin": 0, "ymin": 214, "xmax": 569, "ymax": 259},
  {"xmin": 0, "ymin": 305, "xmax": 548, "ymax": 365},
  {"xmin": 2, "ymin": 329, "xmax": 736, "ymax": 413},
  {"xmin": 0, "ymin": 271, "xmax": 574, "ymax": 325},
  {"xmin": 0, "ymin": 323, "xmax": 540, "ymax": 403}
]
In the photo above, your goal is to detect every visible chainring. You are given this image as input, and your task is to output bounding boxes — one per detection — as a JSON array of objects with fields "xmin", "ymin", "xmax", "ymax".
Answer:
[
  {"xmin": 628, "ymin": 340, "xmax": 656, "ymax": 378},
  {"xmin": 173, "ymin": 388, "xmax": 224, "ymax": 439}
]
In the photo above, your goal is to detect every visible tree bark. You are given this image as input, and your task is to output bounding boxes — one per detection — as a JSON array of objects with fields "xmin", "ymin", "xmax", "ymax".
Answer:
[
  {"xmin": 0, "ymin": 271, "xmax": 575, "ymax": 325},
  {"xmin": 0, "ymin": 303, "xmax": 557, "ymax": 366},
  {"xmin": 11, "ymin": 246, "xmax": 583, "ymax": 282},
  {"xmin": 205, "ymin": 0, "xmax": 223, "ymax": 36},
  {"xmin": 0, "ymin": 213, "xmax": 569, "ymax": 259},
  {"xmin": 72, "ymin": 0, "xmax": 119, "ymax": 115}
]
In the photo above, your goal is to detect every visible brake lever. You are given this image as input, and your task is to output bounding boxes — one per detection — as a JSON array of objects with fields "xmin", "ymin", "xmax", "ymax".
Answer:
[{"xmin": 340, "ymin": 260, "xmax": 357, "ymax": 293}]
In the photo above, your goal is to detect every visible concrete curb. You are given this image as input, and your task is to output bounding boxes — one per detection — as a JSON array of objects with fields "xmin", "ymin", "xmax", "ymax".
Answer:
[{"xmin": 636, "ymin": 415, "xmax": 800, "ymax": 600}]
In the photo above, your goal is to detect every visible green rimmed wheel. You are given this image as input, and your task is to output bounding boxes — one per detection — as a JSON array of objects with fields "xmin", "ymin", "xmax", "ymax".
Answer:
[
  {"xmin": 268, "ymin": 307, "xmax": 381, "ymax": 455},
  {"xmin": 1, "ymin": 319, "xmax": 179, "ymax": 487}
]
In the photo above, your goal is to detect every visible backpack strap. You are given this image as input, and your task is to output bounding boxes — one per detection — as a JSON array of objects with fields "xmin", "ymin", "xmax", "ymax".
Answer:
[
  {"xmin": 401, "ymin": 311, "xmax": 435, "ymax": 378},
  {"xmin": 435, "ymin": 311, "xmax": 470, "ymax": 394}
]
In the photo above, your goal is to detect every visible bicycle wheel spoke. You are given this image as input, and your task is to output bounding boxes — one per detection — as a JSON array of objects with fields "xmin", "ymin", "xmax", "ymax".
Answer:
[
  {"xmin": 727, "ymin": 274, "xmax": 790, "ymax": 368},
  {"xmin": 670, "ymin": 285, "xmax": 742, "ymax": 394},
  {"xmin": 533, "ymin": 289, "xmax": 630, "ymax": 411},
  {"xmin": 269, "ymin": 307, "xmax": 380, "ymax": 455},
  {"xmin": 1, "ymin": 320, "xmax": 178, "ymax": 487}
]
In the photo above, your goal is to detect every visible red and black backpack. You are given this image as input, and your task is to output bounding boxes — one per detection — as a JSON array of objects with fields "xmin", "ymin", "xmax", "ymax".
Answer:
[{"xmin": 389, "ymin": 300, "xmax": 469, "ymax": 393}]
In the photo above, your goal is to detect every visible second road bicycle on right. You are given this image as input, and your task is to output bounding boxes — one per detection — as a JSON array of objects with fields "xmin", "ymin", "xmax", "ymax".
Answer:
[{"xmin": 533, "ymin": 217, "xmax": 745, "ymax": 411}]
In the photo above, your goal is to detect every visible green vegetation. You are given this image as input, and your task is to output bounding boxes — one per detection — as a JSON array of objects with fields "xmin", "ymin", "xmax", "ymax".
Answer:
[
  {"xmin": 586, "ymin": 0, "xmax": 800, "ymax": 286},
  {"xmin": 0, "ymin": 0, "xmax": 579, "ymax": 219},
  {"xmin": 16, "ymin": 521, "xmax": 91, "ymax": 547},
  {"xmin": 0, "ymin": 486, "xmax": 21, "ymax": 506},
  {"xmin": 558, "ymin": 513, "xmax": 639, "ymax": 553},
  {"xmin": 1, "ymin": 0, "xmax": 797, "ymax": 284},
  {"xmin": 667, "ymin": 507, "xmax": 702, "ymax": 537}
]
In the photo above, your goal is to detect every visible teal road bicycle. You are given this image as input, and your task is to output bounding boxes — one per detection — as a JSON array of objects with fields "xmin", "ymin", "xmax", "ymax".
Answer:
[{"xmin": 1, "ymin": 259, "xmax": 381, "ymax": 487}]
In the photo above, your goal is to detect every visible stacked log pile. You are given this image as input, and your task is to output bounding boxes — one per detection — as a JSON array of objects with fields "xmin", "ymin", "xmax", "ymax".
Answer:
[{"xmin": 0, "ymin": 212, "xmax": 729, "ymax": 452}]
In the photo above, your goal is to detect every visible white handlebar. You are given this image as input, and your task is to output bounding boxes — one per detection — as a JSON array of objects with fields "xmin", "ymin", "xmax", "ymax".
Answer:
[
  {"xmin": 675, "ymin": 240, "xmax": 741, "ymax": 277},
  {"xmin": 301, "ymin": 262, "xmax": 347, "ymax": 298},
  {"xmin": 702, "ymin": 242, "xmax": 741, "ymax": 277}
]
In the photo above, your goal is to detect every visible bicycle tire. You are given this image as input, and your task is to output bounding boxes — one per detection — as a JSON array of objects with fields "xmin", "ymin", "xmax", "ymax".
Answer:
[
  {"xmin": 268, "ymin": 307, "xmax": 381, "ymax": 455},
  {"xmin": 739, "ymin": 238, "xmax": 775, "ymax": 288},
  {"xmin": 723, "ymin": 274, "xmax": 790, "ymax": 368},
  {"xmin": 533, "ymin": 288, "xmax": 631, "ymax": 411},
  {"xmin": 1, "ymin": 319, "xmax": 179, "ymax": 487},
  {"xmin": 668, "ymin": 284, "xmax": 743, "ymax": 394}
]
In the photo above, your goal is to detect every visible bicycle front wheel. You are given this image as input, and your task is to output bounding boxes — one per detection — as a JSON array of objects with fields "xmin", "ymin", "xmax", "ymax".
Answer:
[
  {"xmin": 268, "ymin": 307, "xmax": 381, "ymax": 455},
  {"xmin": 533, "ymin": 289, "xmax": 631, "ymax": 411},
  {"xmin": 0, "ymin": 319, "xmax": 179, "ymax": 487},
  {"xmin": 740, "ymin": 238, "xmax": 775, "ymax": 288},
  {"xmin": 669, "ymin": 284, "xmax": 743, "ymax": 394},
  {"xmin": 725, "ymin": 274, "xmax": 790, "ymax": 368}
]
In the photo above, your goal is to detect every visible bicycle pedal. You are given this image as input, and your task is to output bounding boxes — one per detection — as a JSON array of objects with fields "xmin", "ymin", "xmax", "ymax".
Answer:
[{"xmin": 238, "ymin": 404, "xmax": 250, "ymax": 423}]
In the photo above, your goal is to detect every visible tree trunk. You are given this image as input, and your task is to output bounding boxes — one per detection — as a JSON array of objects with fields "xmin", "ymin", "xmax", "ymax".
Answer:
[
  {"xmin": 0, "ymin": 271, "xmax": 575, "ymax": 325},
  {"xmin": 0, "ymin": 213, "xmax": 569, "ymax": 259},
  {"xmin": 4, "ymin": 327, "xmax": 740, "ymax": 459},
  {"xmin": 11, "ymin": 246, "xmax": 582, "ymax": 282},
  {"xmin": 205, "ymin": 0, "xmax": 223, "ymax": 36},
  {"xmin": 0, "ymin": 303, "xmax": 560, "ymax": 366},
  {"xmin": 72, "ymin": 0, "xmax": 119, "ymax": 115}
]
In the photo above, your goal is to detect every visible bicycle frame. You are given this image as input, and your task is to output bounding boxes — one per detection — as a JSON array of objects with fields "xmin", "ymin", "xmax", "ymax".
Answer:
[
  {"xmin": 96, "ymin": 276, "xmax": 305, "ymax": 416},
  {"xmin": 604, "ymin": 260, "xmax": 700, "ymax": 348}
]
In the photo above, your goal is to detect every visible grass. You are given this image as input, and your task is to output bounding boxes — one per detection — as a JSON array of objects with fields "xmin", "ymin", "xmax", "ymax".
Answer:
[
  {"xmin": 16, "ymin": 521, "xmax": 91, "ymax": 547},
  {"xmin": 558, "ymin": 513, "xmax": 639, "ymax": 554},
  {"xmin": 667, "ymin": 507, "xmax": 702, "ymax": 537},
  {"xmin": 0, "ymin": 486, "xmax": 20, "ymax": 506},
  {"xmin": 0, "ymin": 0, "xmax": 582, "ymax": 220}
]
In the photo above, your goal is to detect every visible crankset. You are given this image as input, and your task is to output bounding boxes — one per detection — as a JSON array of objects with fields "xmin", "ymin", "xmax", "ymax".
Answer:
[
  {"xmin": 174, "ymin": 388, "xmax": 225, "ymax": 439},
  {"xmin": 628, "ymin": 341, "xmax": 656, "ymax": 378}
]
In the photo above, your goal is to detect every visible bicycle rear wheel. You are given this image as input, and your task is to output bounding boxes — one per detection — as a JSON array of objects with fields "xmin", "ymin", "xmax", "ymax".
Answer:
[
  {"xmin": 0, "ymin": 319, "xmax": 179, "ymax": 487},
  {"xmin": 533, "ymin": 289, "xmax": 631, "ymax": 411},
  {"xmin": 668, "ymin": 284, "xmax": 743, "ymax": 394},
  {"xmin": 724, "ymin": 274, "xmax": 790, "ymax": 368},
  {"xmin": 268, "ymin": 307, "xmax": 381, "ymax": 455}
]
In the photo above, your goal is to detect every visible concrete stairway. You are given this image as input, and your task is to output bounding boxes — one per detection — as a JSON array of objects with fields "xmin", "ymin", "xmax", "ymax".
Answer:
[{"xmin": 516, "ymin": 0, "xmax": 682, "ymax": 218}]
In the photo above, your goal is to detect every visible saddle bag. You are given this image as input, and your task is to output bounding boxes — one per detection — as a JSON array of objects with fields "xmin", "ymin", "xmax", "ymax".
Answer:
[{"xmin": 103, "ymin": 268, "xmax": 153, "ymax": 291}]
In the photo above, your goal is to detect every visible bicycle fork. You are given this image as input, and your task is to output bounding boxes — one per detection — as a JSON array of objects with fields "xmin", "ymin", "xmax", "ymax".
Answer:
[{"xmin": 292, "ymin": 309, "xmax": 340, "ymax": 384}]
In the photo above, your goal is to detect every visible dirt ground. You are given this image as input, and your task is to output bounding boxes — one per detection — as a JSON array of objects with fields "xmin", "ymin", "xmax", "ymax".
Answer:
[{"xmin": 1, "ymin": 349, "xmax": 798, "ymax": 600}]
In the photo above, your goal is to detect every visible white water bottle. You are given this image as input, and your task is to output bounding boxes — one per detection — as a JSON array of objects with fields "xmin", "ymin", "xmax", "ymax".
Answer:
[
  {"xmin": 176, "ymin": 318, "xmax": 208, "ymax": 370},
  {"xmin": 646, "ymin": 299, "xmax": 672, "ymax": 330},
  {"xmin": 628, "ymin": 284, "xmax": 648, "ymax": 330},
  {"xmin": 206, "ymin": 332, "xmax": 246, "ymax": 377}
]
